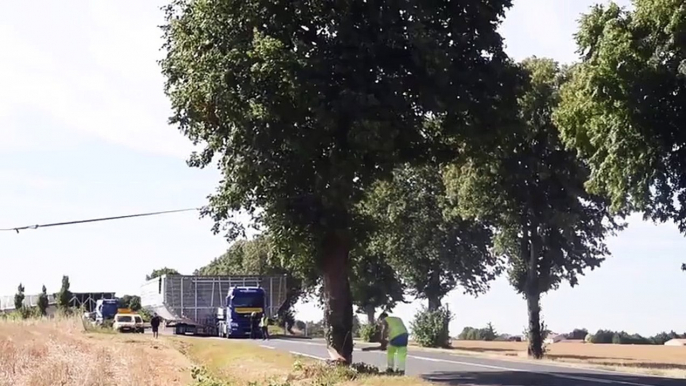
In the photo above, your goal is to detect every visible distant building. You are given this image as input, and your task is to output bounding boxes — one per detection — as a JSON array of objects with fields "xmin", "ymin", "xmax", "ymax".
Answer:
[
  {"xmin": 664, "ymin": 338, "xmax": 686, "ymax": 346},
  {"xmin": 544, "ymin": 333, "xmax": 565, "ymax": 344}
]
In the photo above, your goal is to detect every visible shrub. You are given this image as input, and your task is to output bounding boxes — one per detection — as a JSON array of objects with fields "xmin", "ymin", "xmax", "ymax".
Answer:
[
  {"xmin": 14, "ymin": 283, "xmax": 25, "ymax": 313},
  {"xmin": 37, "ymin": 285, "xmax": 49, "ymax": 316},
  {"xmin": 410, "ymin": 306, "xmax": 452, "ymax": 348},
  {"xmin": 359, "ymin": 323, "xmax": 380, "ymax": 342}
]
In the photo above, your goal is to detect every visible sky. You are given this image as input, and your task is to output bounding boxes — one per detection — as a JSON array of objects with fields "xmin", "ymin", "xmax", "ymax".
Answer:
[{"xmin": 2, "ymin": 0, "xmax": 684, "ymax": 336}]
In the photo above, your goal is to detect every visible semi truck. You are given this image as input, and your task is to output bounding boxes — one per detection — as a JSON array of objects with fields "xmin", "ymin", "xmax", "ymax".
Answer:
[
  {"xmin": 95, "ymin": 298, "xmax": 119, "ymax": 324},
  {"xmin": 217, "ymin": 286, "xmax": 267, "ymax": 338},
  {"xmin": 140, "ymin": 274, "xmax": 287, "ymax": 336}
]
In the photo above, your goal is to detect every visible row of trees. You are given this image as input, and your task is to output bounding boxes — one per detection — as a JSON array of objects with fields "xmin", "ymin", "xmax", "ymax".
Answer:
[
  {"xmin": 161, "ymin": 0, "xmax": 686, "ymax": 362},
  {"xmin": 11, "ymin": 276, "xmax": 72, "ymax": 318}
]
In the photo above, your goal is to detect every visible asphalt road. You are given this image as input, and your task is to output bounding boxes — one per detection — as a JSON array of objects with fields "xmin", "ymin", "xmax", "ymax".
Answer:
[{"xmin": 248, "ymin": 338, "xmax": 684, "ymax": 386}]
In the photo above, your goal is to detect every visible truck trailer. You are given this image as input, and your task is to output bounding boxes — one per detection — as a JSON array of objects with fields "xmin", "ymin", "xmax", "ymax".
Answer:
[{"xmin": 140, "ymin": 274, "xmax": 287, "ymax": 336}]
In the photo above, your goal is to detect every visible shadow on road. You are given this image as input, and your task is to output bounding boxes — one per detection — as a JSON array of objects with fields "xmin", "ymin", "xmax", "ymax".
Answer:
[
  {"xmin": 422, "ymin": 371, "xmax": 684, "ymax": 386},
  {"xmin": 449, "ymin": 346, "xmax": 518, "ymax": 354},
  {"xmin": 269, "ymin": 334, "xmax": 313, "ymax": 340}
]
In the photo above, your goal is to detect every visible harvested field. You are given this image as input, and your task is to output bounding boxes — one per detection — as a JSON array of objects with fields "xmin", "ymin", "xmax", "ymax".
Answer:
[
  {"xmin": 447, "ymin": 340, "xmax": 686, "ymax": 377},
  {"xmin": 0, "ymin": 316, "xmax": 192, "ymax": 386}
]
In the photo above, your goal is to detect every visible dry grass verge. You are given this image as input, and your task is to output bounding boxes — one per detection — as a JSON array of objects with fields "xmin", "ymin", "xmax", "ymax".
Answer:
[
  {"xmin": 172, "ymin": 337, "xmax": 431, "ymax": 386},
  {"xmin": 0, "ymin": 316, "xmax": 192, "ymax": 386}
]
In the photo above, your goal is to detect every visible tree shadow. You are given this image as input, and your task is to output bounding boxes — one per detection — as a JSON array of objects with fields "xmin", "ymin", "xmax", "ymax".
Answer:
[
  {"xmin": 448, "ymin": 346, "xmax": 518, "ymax": 354},
  {"xmin": 422, "ymin": 370, "xmax": 684, "ymax": 386},
  {"xmin": 546, "ymin": 354, "xmax": 626, "ymax": 361}
]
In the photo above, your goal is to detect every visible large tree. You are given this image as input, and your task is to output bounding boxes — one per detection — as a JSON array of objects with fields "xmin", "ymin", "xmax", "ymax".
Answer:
[
  {"xmin": 364, "ymin": 164, "xmax": 499, "ymax": 311},
  {"xmin": 349, "ymin": 249, "xmax": 405, "ymax": 324},
  {"xmin": 555, "ymin": 1, "xmax": 686, "ymax": 253},
  {"xmin": 160, "ymin": 0, "xmax": 516, "ymax": 361},
  {"xmin": 445, "ymin": 58, "xmax": 621, "ymax": 358}
]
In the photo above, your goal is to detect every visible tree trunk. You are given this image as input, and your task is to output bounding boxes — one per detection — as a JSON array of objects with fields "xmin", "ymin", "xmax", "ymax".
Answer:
[
  {"xmin": 427, "ymin": 295, "xmax": 441, "ymax": 312},
  {"xmin": 364, "ymin": 305, "xmax": 375, "ymax": 325},
  {"xmin": 322, "ymin": 233, "xmax": 354, "ymax": 363},
  {"xmin": 426, "ymin": 269, "xmax": 442, "ymax": 311},
  {"xmin": 525, "ymin": 225, "xmax": 544, "ymax": 359}
]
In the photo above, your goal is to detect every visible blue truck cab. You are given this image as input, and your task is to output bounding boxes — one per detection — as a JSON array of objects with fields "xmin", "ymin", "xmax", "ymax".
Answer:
[
  {"xmin": 95, "ymin": 299, "xmax": 119, "ymax": 324},
  {"xmin": 223, "ymin": 286, "xmax": 266, "ymax": 338}
]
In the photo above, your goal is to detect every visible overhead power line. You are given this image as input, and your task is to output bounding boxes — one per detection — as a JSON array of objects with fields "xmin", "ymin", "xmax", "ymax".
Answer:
[{"xmin": 0, "ymin": 207, "xmax": 201, "ymax": 233}]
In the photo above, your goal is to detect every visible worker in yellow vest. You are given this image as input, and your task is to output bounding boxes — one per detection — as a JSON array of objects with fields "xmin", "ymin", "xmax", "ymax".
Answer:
[{"xmin": 379, "ymin": 312, "xmax": 408, "ymax": 375}]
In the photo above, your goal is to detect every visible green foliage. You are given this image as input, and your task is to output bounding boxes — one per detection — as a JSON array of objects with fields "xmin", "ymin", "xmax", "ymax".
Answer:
[
  {"xmin": 57, "ymin": 275, "xmax": 72, "ymax": 311},
  {"xmin": 37, "ymin": 285, "xmax": 49, "ymax": 316},
  {"xmin": 189, "ymin": 366, "xmax": 230, "ymax": 386},
  {"xmin": 410, "ymin": 306, "xmax": 452, "ymax": 348},
  {"xmin": 349, "ymin": 250, "xmax": 405, "ymax": 320},
  {"xmin": 590, "ymin": 329, "xmax": 686, "ymax": 345},
  {"xmin": 14, "ymin": 283, "xmax": 25, "ymax": 314},
  {"xmin": 446, "ymin": 57, "xmax": 622, "ymax": 359},
  {"xmin": 364, "ymin": 164, "xmax": 499, "ymax": 310},
  {"xmin": 458, "ymin": 323, "xmax": 498, "ymax": 341},
  {"xmin": 160, "ymin": 0, "xmax": 518, "ymax": 361},
  {"xmin": 358, "ymin": 323, "xmax": 380, "ymax": 343},
  {"xmin": 118, "ymin": 295, "xmax": 142, "ymax": 312},
  {"xmin": 554, "ymin": 0, "xmax": 686, "ymax": 230},
  {"xmin": 146, "ymin": 267, "xmax": 180, "ymax": 281}
]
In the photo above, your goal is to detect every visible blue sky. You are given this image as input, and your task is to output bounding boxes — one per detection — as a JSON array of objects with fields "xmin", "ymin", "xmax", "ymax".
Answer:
[{"xmin": 2, "ymin": 0, "xmax": 684, "ymax": 336}]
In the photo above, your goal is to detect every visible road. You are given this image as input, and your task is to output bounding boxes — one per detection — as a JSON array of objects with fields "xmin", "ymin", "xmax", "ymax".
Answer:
[{"xmin": 250, "ymin": 338, "xmax": 684, "ymax": 386}]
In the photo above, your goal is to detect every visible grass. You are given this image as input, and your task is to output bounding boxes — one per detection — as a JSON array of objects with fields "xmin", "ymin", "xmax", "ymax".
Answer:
[
  {"xmin": 0, "ymin": 316, "xmax": 429, "ymax": 386},
  {"xmin": 171, "ymin": 337, "xmax": 431, "ymax": 386},
  {"xmin": 0, "ymin": 316, "xmax": 192, "ymax": 386}
]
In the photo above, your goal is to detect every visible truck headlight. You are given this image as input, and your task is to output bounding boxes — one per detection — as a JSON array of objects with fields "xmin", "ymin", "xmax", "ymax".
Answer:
[{"xmin": 230, "ymin": 322, "xmax": 239, "ymax": 327}]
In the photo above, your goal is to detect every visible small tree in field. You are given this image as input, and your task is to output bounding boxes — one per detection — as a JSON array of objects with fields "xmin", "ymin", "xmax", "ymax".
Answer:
[
  {"xmin": 14, "ymin": 283, "xmax": 25, "ymax": 313},
  {"xmin": 37, "ymin": 285, "xmax": 49, "ymax": 316},
  {"xmin": 57, "ymin": 275, "xmax": 72, "ymax": 312}
]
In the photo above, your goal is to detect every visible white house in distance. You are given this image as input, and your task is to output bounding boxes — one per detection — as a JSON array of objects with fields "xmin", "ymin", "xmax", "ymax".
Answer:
[
  {"xmin": 544, "ymin": 333, "xmax": 565, "ymax": 344},
  {"xmin": 664, "ymin": 338, "xmax": 686, "ymax": 346}
]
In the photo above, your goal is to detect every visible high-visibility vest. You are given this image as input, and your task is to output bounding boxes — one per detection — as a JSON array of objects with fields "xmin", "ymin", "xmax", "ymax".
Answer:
[
  {"xmin": 260, "ymin": 315, "xmax": 268, "ymax": 327},
  {"xmin": 384, "ymin": 316, "xmax": 407, "ymax": 340}
]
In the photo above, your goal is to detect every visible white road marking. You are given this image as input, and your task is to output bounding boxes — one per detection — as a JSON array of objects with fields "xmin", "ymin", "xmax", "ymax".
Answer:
[
  {"xmin": 289, "ymin": 351, "xmax": 328, "ymax": 361},
  {"xmin": 259, "ymin": 345, "xmax": 275, "ymax": 350},
  {"xmin": 410, "ymin": 355, "xmax": 656, "ymax": 386},
  {"xmin": 282, "ymin": 341, "xmax": 660, "ymax": 380}
]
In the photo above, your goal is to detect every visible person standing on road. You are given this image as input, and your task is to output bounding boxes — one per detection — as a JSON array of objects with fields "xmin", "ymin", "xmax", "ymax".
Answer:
[
  {"xmin": 260, "ymin": 313, "xmax": 270, "ymax": 340},
  {"xmin": 379, "ymin": 312, "xmax": 408, "ymax": 375},
  {"xmin": 150, "ymin": 313, "xmax": 161, "ymax": 339},
  {"xmin": 250, "ymin": 312, "xmax": 259, "ymax": 339}
]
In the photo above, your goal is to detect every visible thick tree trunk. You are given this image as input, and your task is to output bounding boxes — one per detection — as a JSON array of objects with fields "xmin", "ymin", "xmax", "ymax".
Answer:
[
  {"xmin": 364, "ymin": 305, "xmax": 375, "ymax": 325},
  {"xmin": 427, "ymin": 295, "xmax": 441, "ymax": 312},
  {"xmin": 525, "ymin": 225, "xmax": 544, "ymax": 359},
  {"xmin": 426, "ymin": 269, "xmax": 442, "ymax": 311},
  {"xmin": 322, "ymin": 233, "xmax": 354, "ymax": 363}
]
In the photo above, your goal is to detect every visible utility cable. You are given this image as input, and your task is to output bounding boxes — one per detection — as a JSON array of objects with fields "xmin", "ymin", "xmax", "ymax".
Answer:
[{"xmin": 0, "ymin": 207, "xmax": 201, "ymax": 233}]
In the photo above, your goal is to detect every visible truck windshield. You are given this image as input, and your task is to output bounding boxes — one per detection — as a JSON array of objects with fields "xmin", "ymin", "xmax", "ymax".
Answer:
[{"xmin": 230, "ymin": 295, "xmax": 264, "ymax": 308}]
